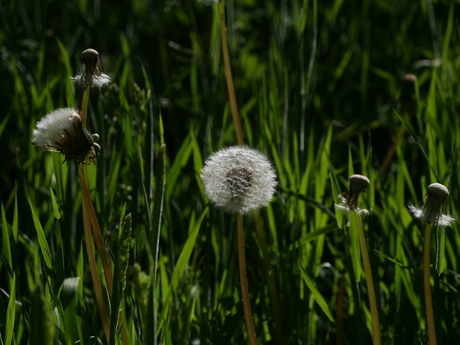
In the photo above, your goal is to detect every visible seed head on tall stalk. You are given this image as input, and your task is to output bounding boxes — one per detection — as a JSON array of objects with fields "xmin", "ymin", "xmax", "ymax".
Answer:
[
  {"xmin": 409, "ymin": 183, "xmax": 454, "ymax": 345},
  {"xmin": 201, "ymin": 146, "xmax": 277, "ymax": 345},
  {"xmin": 336, "ymin": 174, "xmax": 381, "ymax": 345}
]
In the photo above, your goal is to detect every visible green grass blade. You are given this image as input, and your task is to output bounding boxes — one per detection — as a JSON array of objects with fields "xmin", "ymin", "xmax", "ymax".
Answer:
[
  {"xmin": 299, "ymin": 263, "xmax": 335, "ymax": 323},
  {"xmin": 27, "ymin": 192, "xmax": 52, "ymax": 270},
  {"xmin": 49, "ymin": 187, "xmax": 61, "ymax": 219},
  {"xmin": 5, "ymin": 275, "xmax": 16, "ymax": 345},
  {"xmin": 1, "ymin": 203, "xmax": 12, "ymax": 273}
]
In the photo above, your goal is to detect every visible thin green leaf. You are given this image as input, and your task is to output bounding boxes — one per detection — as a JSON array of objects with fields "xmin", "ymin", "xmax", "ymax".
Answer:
[
  {"xmin": 5, "ymin": 275, "xmax": 16, "ymax": 345},
  {"xmin": 299, "ymin": 263, "xmax": 335, "ymax": 323},
  {"xmin": 27, "ymin": 193, "xmax": 52, "ymax": 270},
  {"xmin": 49, "ymin": 187, "xmax": 61, "ymax": 219}
]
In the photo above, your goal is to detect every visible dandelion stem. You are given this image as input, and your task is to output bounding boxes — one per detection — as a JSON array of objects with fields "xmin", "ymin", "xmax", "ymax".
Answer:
[
  {"xmin": 424, "ymin": 222, "xmax": 437, "ymax": 345},
  {"xmin": 237, "ymin": 214, "xmax": 258, "ymax": 345},
  {"xmin": 79, "ymin": 84, "xmax": 114, "ymax": 296},
  {"xmin": 79, "ymin": 170, "xmax": 111, "ymax": 342},
  {"xmin": 80, "ymin": 167, "xmax": 114, "ymax": 295},
  {"xmin": 219, "ymin": 0, "xmax": 244, "ymax": 146},
  {"xmin": 355, "ymin": 211, "xmax": 381, "ymax": 345},
  {"xmin": 81, "ymin": 87, "xmax": 90, "ymax": 127},
  {"xmin": 219, "ymin": 3, "xmax": 279, "ymax": 342},
  {"xmin": 79, "ymin": 84, "xmax": 124, "ymax": 343}
]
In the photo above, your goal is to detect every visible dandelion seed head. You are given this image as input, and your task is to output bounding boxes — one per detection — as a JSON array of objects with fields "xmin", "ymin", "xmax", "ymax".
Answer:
[
  {"xmin": 71, "ymin": 48, "xmax": 111, "ymax": 88},
  {"xmin": 201, "ymin": 146, "xmax": 277, "ymax": 214},
  {"xmin": 336, "ymin": 174, "xmax": 370, "ymax": 211},
  {"xmin": 224, "ymin": 167, "xmax": 254, "ymax": 198},
  {"xmin": 349, "ymin": 174, "xmax": 370, "ymax": 193},
  {"xmin": 408, "ymin": 183, "xmax": 454, "ymax": 227},
  {"xmin": 335, "ymin": 174, "xmax": 370, "ymax": 220},
  {"xmin": 427, "ymin": 183, "xmax": 449, "ymax": 199},
  {"xmin": 32, "ymin": 108, "xmax": 100, "ymax": 165}
]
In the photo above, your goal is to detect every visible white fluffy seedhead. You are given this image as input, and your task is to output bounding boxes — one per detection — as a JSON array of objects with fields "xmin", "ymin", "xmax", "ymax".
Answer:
[{"xmin": 201, "ymin": 146, "xmax": 277, "ymax": 214}]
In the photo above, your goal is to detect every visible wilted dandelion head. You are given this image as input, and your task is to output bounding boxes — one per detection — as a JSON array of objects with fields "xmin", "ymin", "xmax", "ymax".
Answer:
[
  {"xmin": 201, "ymin": 146, "xmax": 277, "ymax": 214},
  {"xmin": 408, "ymin": 183, "xmax": 454, "ymax": 227},
  {"xmin": 71, "ymin": 48, "xmax": 111, "ymax": 88},
  {"xmin": 32, "ymin": 108, "xmax": 100, "ymax": 165}
]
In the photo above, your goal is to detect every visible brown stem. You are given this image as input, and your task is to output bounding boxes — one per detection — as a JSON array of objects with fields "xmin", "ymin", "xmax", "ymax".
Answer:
[
  {"xmin": 380, "ymin": 125, "xmax": 405, "ymax": 174},
  {"xmin": 355, "ymin": 211, "xmax": 381, "ymax": 345},
  {"xmin": 424, "ymin": 223, "xmax": 437, "ymax": 345},
  {"xmin": 219, "ymin": 0, "xmax": 244, "ymax": 146},
  {"xmin": 80, "ymin": 167, "xmax": 114, "ymax": 295},
  {"xmin": 237, "ymin": 214, "xmax": 258, "ymax": 345},
  {"xmin": 80, "ymin": 170, "xmax": 111, "ymax": 342}
]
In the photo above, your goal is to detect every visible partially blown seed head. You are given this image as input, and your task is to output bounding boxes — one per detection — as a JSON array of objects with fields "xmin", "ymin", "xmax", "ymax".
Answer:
[
  {"xmin": 32, "ymin": 108, "xmax": 100, "ymax": 165},
  {"xmin": 201, "ymin": 146, "xmax": 277, "ymax": 214},
  {"xmin": 408, "ymin": 183, "xmax": 454, "ymax": 227},
  {"xmin": 71, "ymin": 48, "xmax": 111, "ymax": 88},
  {"xmin": 336, "ymin": 174, "xmax": 370, "ymax": 214}
]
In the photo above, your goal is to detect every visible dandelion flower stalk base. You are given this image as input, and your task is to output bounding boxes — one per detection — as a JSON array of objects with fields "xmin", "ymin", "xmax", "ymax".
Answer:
[
  {"xmin": 423, "ymin": 222, "xmax": 437, "ymax": 345},
  {"xmin": 237, "ymin": 214, "xmax": 258, "ymax": 345},
  {"xmin": 80, "ymin": 170, "xmax": 111, "ymax": 342},
  {"xmin": 355, "ymin": 211, "xmax": 381, "ymax": 345}
]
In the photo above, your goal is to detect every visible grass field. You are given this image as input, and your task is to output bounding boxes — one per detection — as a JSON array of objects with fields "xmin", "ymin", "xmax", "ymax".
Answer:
[{"xmin": 2, "ymin": 0, "xmax": 460, "ymax": 344}]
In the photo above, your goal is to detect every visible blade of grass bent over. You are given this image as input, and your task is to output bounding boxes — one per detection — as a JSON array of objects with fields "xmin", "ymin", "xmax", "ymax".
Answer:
[
  {"xmin": 5, "ymin": 275, "xmax": 16, "ymax": 345},
  {"xmin": 299, "ymin": 263, "xmax": 335, "ymax": 323}
]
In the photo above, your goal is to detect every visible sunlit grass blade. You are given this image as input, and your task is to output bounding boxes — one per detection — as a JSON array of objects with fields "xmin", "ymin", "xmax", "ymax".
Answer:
[
  {"xmin": 5, "ymin": 274, "xmax": 16, "ymax": 345},
  {"xmin": 27, "ymin": 191, "xmax": 52, "ymax": 270},
  {"xmin": 1, "ymin": 203, "xmax": 13, "ymax": 274},
  {"xmin": 299, "ymin": 263, "xmax": 335, "ymax": 323}
]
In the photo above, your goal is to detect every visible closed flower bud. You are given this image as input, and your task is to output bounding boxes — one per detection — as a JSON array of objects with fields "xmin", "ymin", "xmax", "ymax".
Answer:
[
  {"xmin": 32, "ymin": 108, "xmax": 100, "ymax": 165},
  {"xmin": 201, "ymin": 146, "xmax": 277, "ymax": 214}
]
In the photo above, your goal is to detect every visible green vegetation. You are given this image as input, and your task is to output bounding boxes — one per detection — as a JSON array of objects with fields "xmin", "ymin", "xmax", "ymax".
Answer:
[{"xmin": 2, "ymin": 0, "xmax": 460, "ymax": 344}]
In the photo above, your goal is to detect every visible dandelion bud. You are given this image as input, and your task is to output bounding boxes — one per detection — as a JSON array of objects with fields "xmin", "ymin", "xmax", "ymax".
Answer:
[
  {"xmin": 201, "ymin": 146, "xmax": 277, "ymax": 214},
  {"xmin": 71, "ymin": 48, "xmax": 111, "ymax": 88},
  {"xmin": 408, "ymin": 183, "xmax": 454, "ymax": 227},
  {"xmin": 32, "ymin": 108, "xmax": 100, "ymax": 165}
]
